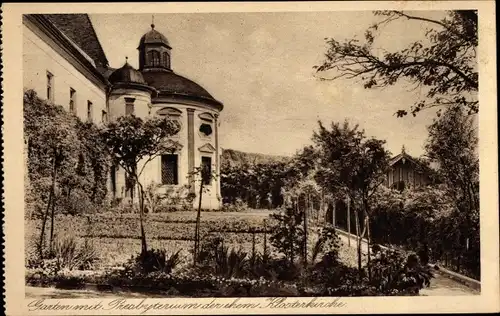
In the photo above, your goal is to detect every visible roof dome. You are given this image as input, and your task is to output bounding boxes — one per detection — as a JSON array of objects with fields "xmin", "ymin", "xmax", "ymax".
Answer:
[
  {"xmin": 139, "ymin": 24, "xmax": 171, "ymax": 48},
  {"xmin": 109, "ymin": 61, "xmax": 147, "ymax": 85},
  {"xmin": 142, "ymin": 70, "xmax": 223, "ymax": 110}
]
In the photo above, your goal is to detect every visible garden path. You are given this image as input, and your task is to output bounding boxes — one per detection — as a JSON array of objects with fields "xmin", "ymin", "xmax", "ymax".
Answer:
[{"xmin": 336, "ymin": 233, "xmax": 479, "ymax": 296}]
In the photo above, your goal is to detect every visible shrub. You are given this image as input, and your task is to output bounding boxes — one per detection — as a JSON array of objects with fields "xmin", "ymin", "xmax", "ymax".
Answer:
[
  {"xmin": 49, "ymin": 233, "xmax": 99, "ymax": 271},
  {"xmin": 220, "ymin": 199, "xmax": 250, "ymax": 212},
  {"xmin": 57, "ymin": 189, "xmax": 95, "ymax": 215},
  {"xmin": 25, "ymin": 233, "xmax": 98, "ymax": 273},
  {"xmin": 197, "ymin": 235, "xmax": 250, "ymax": 278},
  {"xmin": 127, "ymin": 249, "xmax": 182, "ymax": 275},
  {"xmin": 216, "ymin": 248, "xmax": 249, "ymax": 278},
  {"xmin": 310, "ymin": 224, "xmax": 341, "ymax": 264},
  {"xmin": 311, "ymin": 251, "xmax": 358, "ymax": 289},
  {"xmin": 369, "ymin": 249, "xmax": 433, "ymax": 295},
  {"xmin": 269, "ymin": 207, "xmax": 304, "ymax": 265}
]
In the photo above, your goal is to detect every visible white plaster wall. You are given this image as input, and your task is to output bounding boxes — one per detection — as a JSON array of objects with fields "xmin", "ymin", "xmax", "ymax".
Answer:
[
  {"xmin": 192, "ymin": 108, "xmax": 220, "ymax": 210},
  {"xmin": 134, "ymin": 102, "xmax": 222, "ymax": 210},
  {"xmin": 108, "ymin": 89, "xmax": 152, "ymax": 120},
  {"xmin": 23, "ymin": 24, "xmax": 106, "ymax": 123}
]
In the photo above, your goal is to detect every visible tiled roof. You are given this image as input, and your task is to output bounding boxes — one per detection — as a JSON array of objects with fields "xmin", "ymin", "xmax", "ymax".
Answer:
[
  {"xmin": 142, "ymin": 70, "xmax": 223, "ymax": 110},
  {"xmin": 43, "ymin": 14, "xmax": 109, "ymax": 69},
  {"xmin": 389, "ymin": 152, "xmax": 419, "ymax": 167},
  {"xmin": 109, "ymin": 62, "xmax": 147, "ymax": 85},
  {"xmin": 139, "ymin": 25, "xmax": 171, "ymax": 48}
]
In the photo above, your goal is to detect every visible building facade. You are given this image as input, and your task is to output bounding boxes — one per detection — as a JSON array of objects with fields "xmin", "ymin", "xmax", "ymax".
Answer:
[
  {"xmin": 384, "ymin": 146, "xmax": 430, "ymax": 191},
  {"xmin": 23, "ymin": 14, "xmax": 224, "ymax": 209}
]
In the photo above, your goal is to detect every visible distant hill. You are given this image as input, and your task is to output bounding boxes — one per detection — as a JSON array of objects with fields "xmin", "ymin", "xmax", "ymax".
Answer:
[{"xmin": 221, "ymin": 148, "xmax": 291, "ymax": 168}]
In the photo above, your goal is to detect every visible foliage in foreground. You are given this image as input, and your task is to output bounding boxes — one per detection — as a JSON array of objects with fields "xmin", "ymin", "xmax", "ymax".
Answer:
[
  {"xmin": 27, "ymin": 233, "xmax": 99, "ymax": 274},
  {"xmin": 24, "ymin": 90, "xmax": 111, "ymax": 259},
  {"xmin": 26, "ymin": 240, "xmax": 432, "ymax": 297}
]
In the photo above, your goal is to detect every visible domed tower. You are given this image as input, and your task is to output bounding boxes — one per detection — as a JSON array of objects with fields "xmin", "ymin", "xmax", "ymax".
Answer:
[
  {"xmin": 138, "ymin": 23, "xmax": 172, "ymax": 72},
  {"xmin": 106, "ymin": 60, "xmax": 157, "ymax": 201},
  {"xmin": 137, "ymin": 23, "xmax": 224, "ymax": 210},
  {"xmin": 107, "ymin": 59, "xmax": 156, "ymax": 120}
]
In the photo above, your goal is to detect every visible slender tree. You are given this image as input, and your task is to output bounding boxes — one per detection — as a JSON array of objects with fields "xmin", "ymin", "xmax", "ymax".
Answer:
[
  {"xmin": 101, "ymin": 115, "xmax": 180, "ymax": 255},
  {"xmin": 313, "ymin": 120, "xmax": 390, "ymax": 278},
  {"xmin": 24, "ymin": 91, "xmax": 80, "ymax": 257}
]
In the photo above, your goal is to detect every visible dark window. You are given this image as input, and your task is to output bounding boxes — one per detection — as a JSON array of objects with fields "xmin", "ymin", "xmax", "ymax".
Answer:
[
  {"xmin": 163, "ymin": 52, "xmax": 170, "ymax": 68},
  {"xmin": 125, "ymin": 98, "xmax": 135, "ymax": 116},
  {"xmin": 102, "ymin": 110, "xmax": 108, "ymax": 123},
  {"xmin": 87, "ymin": 101, "xmax": 93, "ymax": 122},
  {"xmin": 199, "ymin": 123, "xmax": 213, "ymax": 136},
  {"xmin": 69, "ymin": 88, "xmax": 76, "ymax": 113},
  {"xmin": 148, "ymin": 50, "xmax": 161, "ymax": 67},
  {"xmin": 161, "ymin": 154, "xmax": 178, "ymax": 185},
  {"xmin": 201, "ymin": 156, "xmax": 212, "ymax": 185},
  {"xmin": 110, "ymin": 164, "xmax": 117, "ymax": 196},
  {"xmin": 47, "ymin": 71, "xmax": 54, "ymax": 101}
]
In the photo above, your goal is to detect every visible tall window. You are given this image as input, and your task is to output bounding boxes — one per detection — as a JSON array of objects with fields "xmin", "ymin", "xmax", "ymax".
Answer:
[
  {"xmin": 201, "ymin": 156, "xmax": 212, "ymax": 185},
  {"xmin": 101, "ymin": 110, "xmax": 108, "ymax": 123},
  {"xmin": 163, "ymin": 52, "xmax": 170, "ymax": 68},
  {"xmin": 125, "ymin": 97, "xmax": 135, "ymax": 116},
  {"xmin": 69, "ymin": 88, "xmax": 76, "ymax": 114},
  {"xmin": 147, "ymin": 50, "xmax": 161, "ymax": 67},
  {"xmin": 110, "ymin": 164, "xmax": 117, "ymax": 196},
  {"xmin": 161, "ymin": 154, "xmax": 178, "ymax": 185},
  {"xmin": 46, "ymin": 71, "xmax": 54, "ymax": 101},
  {"xmin": 87, "ymin": 101, "xmax": 93, "ymax": 122}
]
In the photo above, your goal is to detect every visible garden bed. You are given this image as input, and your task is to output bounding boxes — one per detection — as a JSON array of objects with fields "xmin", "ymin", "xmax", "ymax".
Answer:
[{"xmin": 25, "ymin": 211, "xmax": 278, "ymax": 268}]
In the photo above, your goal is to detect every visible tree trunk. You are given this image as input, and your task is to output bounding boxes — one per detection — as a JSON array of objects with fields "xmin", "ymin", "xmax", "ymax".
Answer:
[
  {"xmin": 46, "ymin": 154, "xmax": 58, "ymax": 256},
  {"xmin": 39, "ymin": 188, "xmax": 53, "ymax": 259},
  {"xmin": 48, "ymin": 185, "xmax": 57, "ymax": 254},
  {"xmin": 303, "ymin": 194, "xmax": 309, "ymax": 267},
  {"xmin": 263, "ymin": 220, "xmax": 268, "ymax": 263},
  {"xmin": 193, "ymin": 178, "xmax": 204, "ymax": 264},
  {"xmin": 366, "ymin": 214, "xmax": 372, "ymax": 282},
  {"xmin": 251, "ymin": 230, "xmax": 256, "ymax": 269},
  {"xmin": 347, "ymin": 197, "xmax": 351, "ymax": 246},
  {"xmin": 354, "ymin": 207, "xmax": 362, "ymax": 276},
  {"xmin": 136, "ymin": 180, "xmax": 148, "ymax": 255}
]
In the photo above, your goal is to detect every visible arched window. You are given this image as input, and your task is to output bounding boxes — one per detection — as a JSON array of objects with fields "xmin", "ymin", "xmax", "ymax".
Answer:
[
  {"xmin": 147, "ymin": 50, "xmax": 161, "ymax": 67},
  {"xmin": 162, "ymin": 52, "xmax": 170, "ymax": 68}
]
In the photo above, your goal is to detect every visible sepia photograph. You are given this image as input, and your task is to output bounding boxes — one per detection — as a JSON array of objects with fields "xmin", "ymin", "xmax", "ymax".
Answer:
[{"xmin": 2, "ymin": 1, "xmax": 499, "ymax": 315}]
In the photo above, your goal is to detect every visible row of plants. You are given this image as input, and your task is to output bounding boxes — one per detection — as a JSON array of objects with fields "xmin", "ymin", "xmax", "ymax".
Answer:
[
  {"xmin": 26, "ymin": 214, "xmax": 432, "ymax": 296},
  {"xmin": 27, "ymin": 212, "xmax": 274, "ymax": 241}
]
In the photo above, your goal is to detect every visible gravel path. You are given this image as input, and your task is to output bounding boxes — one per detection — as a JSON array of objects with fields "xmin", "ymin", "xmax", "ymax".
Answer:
[{"xmin": 337, "ymin": 233, "xmax": 479, "ymax": 296}]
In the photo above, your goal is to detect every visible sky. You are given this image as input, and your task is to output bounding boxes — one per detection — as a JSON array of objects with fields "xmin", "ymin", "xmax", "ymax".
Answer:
[{"xmin": 90, "ymin": 11, "xmax": 447, "ymax": 158}]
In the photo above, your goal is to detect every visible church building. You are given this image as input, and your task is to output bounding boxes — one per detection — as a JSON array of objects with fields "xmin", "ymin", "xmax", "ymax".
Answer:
[{"xmin": 23, "ymin": 14, "xmax": 224, "ymax": 209}]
